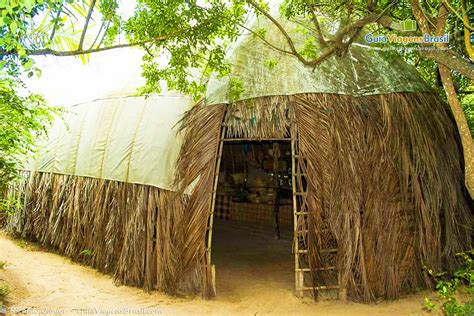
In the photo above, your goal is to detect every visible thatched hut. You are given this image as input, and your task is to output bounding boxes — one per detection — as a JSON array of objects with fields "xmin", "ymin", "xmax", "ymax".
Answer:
[
  {"xmin": 7, "ymin": 15, "xmax": 472, "ymax": 303},
  {"xmin": 172, "ymin": 16, "xmax": 472, "ymax": 302}
]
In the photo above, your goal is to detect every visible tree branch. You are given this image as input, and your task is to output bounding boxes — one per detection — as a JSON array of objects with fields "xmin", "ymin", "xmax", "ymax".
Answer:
[
  {"xmin": 78, "ymin": 0, "xmax": 97, "ymax": 50},
  {"xmin": 246, "ymin": 0, "xmax": 396, "ymax": 68},
  {"xmin": 4, "ymin": 43, "xmax": 142, "ymax": 57},
  {"xmin": 409, "ymin": 0, "xmax": 474, "ymax": 80},
  {"xmin": 306, "ymin": 1, "xmax": 327, "ymax": 47},
  {"xmin": 435, "ymin": 4, "xmax": 474, "ymax": 196},
  {"xmin": 326, "ymin": 11, "xmax": 391, "ymax": 45},
  {"xmin": 461, "ymin": 0, "xmax": 474, "ymax": 61},
  {"xmin": 411, "ymin": 0, "xmax": 434, "ymax": 33},
  {"xmin": 246, "ymin": 0, "xmax": 309, "ymax": 65},
  {"xmin": 90, "ymin": 19, "xmax": 106, "ymax": 49},
  {"xmin": 376, "ymin": 15, "xmax": 397, "ymax": 29},
  {"xmin": 238, "ymin": 23, "xmax": 293, "ymax": 56},
  {"xmin": 0, "ymin": 35, "xmax": 171, "ymax": 57},
  {"xmin": 96, "ymin": 20, "xmax": 111, "ymax": 49},
  {"xmin": 338, "ymin": 26, "xmax": 363, "ymax": 56},
  {"xmin": 436, "ymin": 2, "xmax": 449, "ymax": 35},
  {"xmin": 420, "ymin": 48, "xmax": 474, "ymax": 81},
  {"xmin": 367, "ymin": 0, "xmax": 377, "ymax": 12},
  {"xmin": 49, "ymin": 1, "xmax": 64, "ymax": 41},
  {"xmin": 442, "ymin": 0, "xmax": 473, "ymax": 31}
]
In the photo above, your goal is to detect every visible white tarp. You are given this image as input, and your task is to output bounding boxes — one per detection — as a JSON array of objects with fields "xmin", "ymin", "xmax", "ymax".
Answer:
[
  {"xmin": 26, "ymin": 94, "xmax": 193, "ymax": 191},
  {"xmin": 205, "ymin": 15, "xmax": 432, "ymax": 105}
]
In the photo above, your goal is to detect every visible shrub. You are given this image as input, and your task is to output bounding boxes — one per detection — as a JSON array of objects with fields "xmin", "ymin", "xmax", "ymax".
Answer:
[
  {"xmin": 0, "ymin": 284, "xmax": 10, "ymax": 307},
  {"xmin": 425, "ymin": 250, "xmax": 474, "ymax": 315}
]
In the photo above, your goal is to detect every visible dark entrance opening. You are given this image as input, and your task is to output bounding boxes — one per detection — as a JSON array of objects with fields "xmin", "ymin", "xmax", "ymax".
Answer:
[{"xmin": 211, "ymin": 140, "xmax": 294, "ymax": 297}]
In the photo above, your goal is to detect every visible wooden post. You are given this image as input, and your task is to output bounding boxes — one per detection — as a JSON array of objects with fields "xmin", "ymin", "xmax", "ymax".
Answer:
[
  {"xmin": 272, "ymin": 142, "xmax": 280, "ymax": 240},
  {"xmin": 338, "ymin": 272, "xmax": 347, "ymax": 301},
  {"xmin": 211, "ymin": 264, "xmax": 217, "ymax": 296},
  {"xmin": 205, "ymin": 106, "xmax": 227, "ymax": 297}
]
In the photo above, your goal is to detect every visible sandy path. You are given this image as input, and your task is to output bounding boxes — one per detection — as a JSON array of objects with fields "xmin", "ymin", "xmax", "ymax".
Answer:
[{"xmin": 0, "ymin": 232, "xmax": 432, "ymax": 315}]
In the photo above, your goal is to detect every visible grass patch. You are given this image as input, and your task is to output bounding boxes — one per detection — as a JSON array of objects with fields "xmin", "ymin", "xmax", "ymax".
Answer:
[
  {"xmin": 13, "ymin": 239, "xmax": 30, "ymax": 249},
  {"xmin": 0, "ymin": 283, "xmax": 10, "ymax": 307}
]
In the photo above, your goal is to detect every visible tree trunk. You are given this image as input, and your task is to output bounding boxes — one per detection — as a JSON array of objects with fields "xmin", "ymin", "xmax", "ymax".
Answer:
[
  {"xmin": 433, "ymin": 4, "xmax": 474, "ymax": 196},
  {"xmin": 438, "ymin": 66, "xmax": 474, "ymax": 196}
]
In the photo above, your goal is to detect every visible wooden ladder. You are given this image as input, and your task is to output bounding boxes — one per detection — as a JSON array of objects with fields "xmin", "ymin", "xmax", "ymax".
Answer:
[
  {"xmin": 205, "ymin": 115, "xmax": 228, "ymax": 296},
  {"xmin": 291, "ymin": 130, "xmax": 345, "ymax": 300}
]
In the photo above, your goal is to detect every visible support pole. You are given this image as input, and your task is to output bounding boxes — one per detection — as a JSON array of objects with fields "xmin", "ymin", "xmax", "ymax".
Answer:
[{"xmin": 272, "ymin": 142, "xmax": 281, "ymax": 240}]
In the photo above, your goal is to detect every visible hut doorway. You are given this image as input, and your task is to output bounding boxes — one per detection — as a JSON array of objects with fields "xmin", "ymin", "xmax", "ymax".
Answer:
[{"xmin": 209, "ymin": 140, "xmax": 295, "ymax": 297}]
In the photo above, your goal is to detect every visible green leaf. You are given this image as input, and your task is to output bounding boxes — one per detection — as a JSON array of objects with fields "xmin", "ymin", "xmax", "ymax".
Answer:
[
  {"xmin": 23, "ymin": 59, "xmax": 33, "ymax": 71},
  {"xmin": 9, "ymin": 21, "xmax": 17, "ymax": 33},
  {"xmin": 228, "ymin": 77, "xmax": 245, "ymax": 101},
  {"xmin": 264, "ymin": 58, "xmax": 278, "ymax": 71},
  {"xmin": 33, "ymin": 67, "xmax": 42, "ymax": 78},
  {"xmin": 79, "ymin": 249, "xmax": 92, "ymax": 256},
  {"xmin": 22, "ymin": 0, "xmax": 34, "ymax": 12},
  {"xmin": 17, "ymin": 47, "xmax": 26, "ymax": 57},
  {"xmin": 254, "ymin": 27, "xmax": 267, "ymax": 38}
]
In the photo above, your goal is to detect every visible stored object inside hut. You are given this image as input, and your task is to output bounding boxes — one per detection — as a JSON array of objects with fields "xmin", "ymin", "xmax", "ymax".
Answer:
[
  {"xmin": 212, "ymin": 140, "xmax": 294, "ymax": 295},
  {"xmin": 215, "ymin": 141, "xmax": 292, "ymax": 234}
]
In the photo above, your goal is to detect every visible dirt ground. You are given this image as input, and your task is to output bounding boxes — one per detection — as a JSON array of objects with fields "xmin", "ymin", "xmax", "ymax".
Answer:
[{"xmin": 0, "ymin": 227, "xmax": 433, "ymax": 316}]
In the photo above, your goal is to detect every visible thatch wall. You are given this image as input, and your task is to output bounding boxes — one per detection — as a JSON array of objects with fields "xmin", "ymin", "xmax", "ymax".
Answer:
[
  {"xmin": 174, "ymin": 91, "xmax": 471, "ymax": 302},
  {"xmin": 292, "ymin": 92, "xmax": 471, "ymax": 301},
  {"xmin": 174, "ymin": 103, "xmax": 226, "ymax": 297},
  {"xmin": 7, "ymin": 171, "xmax": 192, "ymax": 294}
]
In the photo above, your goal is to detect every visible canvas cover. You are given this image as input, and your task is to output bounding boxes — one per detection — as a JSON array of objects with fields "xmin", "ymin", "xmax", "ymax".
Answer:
[
  {"xmin": 206, "ymin": 16, "xmax": 432, "ymax": 105},
  {"xmin": 25, "ymin": 94, "xmax": 193, "ymax": 191}
]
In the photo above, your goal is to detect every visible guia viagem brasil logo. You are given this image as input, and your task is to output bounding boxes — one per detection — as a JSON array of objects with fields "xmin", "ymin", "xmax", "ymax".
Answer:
[{"xmin": 364, "ymin": 19, "xmax": 449, "ymax": 44}]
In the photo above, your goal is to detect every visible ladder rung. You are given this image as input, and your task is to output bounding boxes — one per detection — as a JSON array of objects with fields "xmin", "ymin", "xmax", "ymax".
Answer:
[
  {"xmin": 294, "ymin": 172, "xmax": 307, "ymax": 176},
  {"xmin": 293, "ymin": 192, "xmax": 307, "ymax": 196},
  {"xmin": 298, "ymin": 229, "xmax": 332, "ymax": 234},
  {"xmin": 295, "ymin": 211, "xmax": 308, "ymax": 215},
  {"xmin": 300, "ymin": 285, "xmax": 339, "ymax": 290},
  {"xmin": 296, "ymin": 267, "xmax": 336, "ymax": 272},
  {"xmin": 297, "ymin": 248, "xmax": 337, "ymax": 254}
]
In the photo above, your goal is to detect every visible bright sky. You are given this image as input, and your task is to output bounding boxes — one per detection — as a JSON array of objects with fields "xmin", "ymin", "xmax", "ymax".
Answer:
[
  {"xmin": 24, "ymin": 0, "xmax": 283, "ymax": 107},
  {"xmin": 23, "ymin": 0, "xmax": 142, "ymax": 107},
  {"xmin": 25, "ymin": 48, "xmax": 145, "ymax": 107}
]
